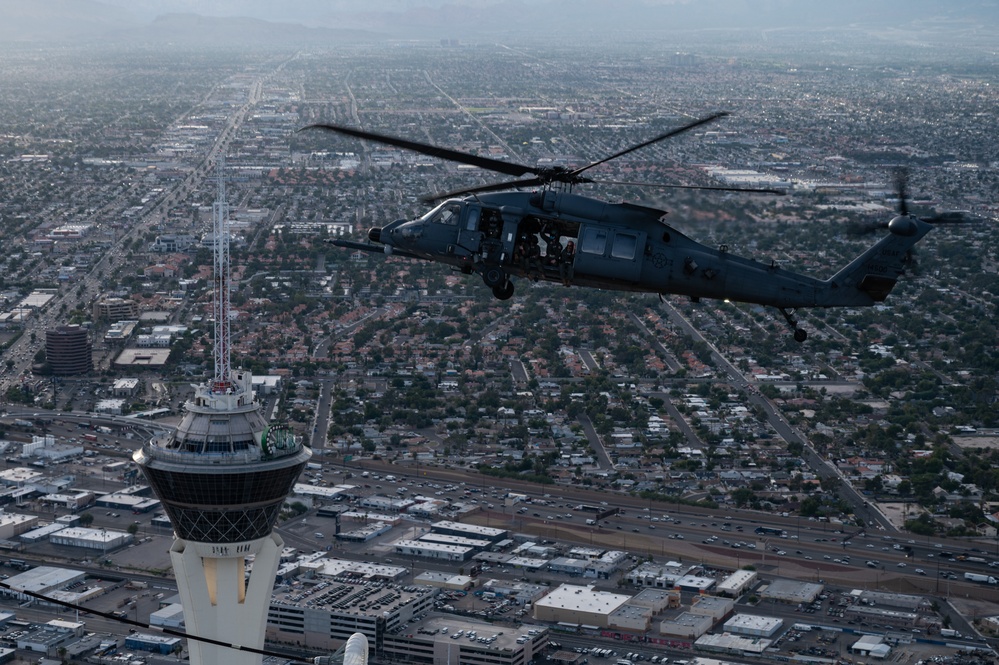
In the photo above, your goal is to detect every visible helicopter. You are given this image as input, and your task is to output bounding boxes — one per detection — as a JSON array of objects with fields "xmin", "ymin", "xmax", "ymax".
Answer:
[{"xmin": 302, "ymin": 113, "xmax": 935, "ymax": 342}]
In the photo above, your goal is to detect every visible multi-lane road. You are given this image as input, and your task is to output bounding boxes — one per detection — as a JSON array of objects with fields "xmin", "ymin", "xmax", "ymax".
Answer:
[{"xmin": 349, "ymin": 458, "xmax": 999, "ymax": 602}]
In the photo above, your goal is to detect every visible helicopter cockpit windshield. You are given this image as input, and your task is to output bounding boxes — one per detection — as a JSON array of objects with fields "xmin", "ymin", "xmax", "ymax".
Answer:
[{"xmin": 421, "ymin": 200, "xmax": 463, "ymax": 225}]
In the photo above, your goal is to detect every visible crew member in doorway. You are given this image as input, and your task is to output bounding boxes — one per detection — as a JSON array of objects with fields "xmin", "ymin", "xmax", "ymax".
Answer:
[{"xmin": 559, "ymin": 240, "xmax": 575, "ymax": 286}]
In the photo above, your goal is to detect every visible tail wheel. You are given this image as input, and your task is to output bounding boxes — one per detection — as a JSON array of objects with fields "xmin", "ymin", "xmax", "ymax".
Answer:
[{"xmin": 492, "ymin": 280, "xmax": 515, "ymax": 300}]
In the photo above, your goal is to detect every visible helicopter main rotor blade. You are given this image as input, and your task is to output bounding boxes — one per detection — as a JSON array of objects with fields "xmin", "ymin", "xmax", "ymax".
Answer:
[
  {"xmin": 589, "ymin": 178, "xmax": 786, "ymax": 195},
  {"xmin": 421, "ymin": 177, "xmax": 546, "ymax": 204},
  {"xmin": 300, "ymin": 123, "xmax": 537, "ymax": 179},
  {"xmin": 569, "ymin": 112, "xmax": 729, "ymax": 178}
]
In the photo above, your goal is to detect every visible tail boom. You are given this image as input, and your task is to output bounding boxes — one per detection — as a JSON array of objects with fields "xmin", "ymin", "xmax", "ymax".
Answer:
[{"xmin": 820, "ymin": 215, "xmax": 933, "ymax": 307}]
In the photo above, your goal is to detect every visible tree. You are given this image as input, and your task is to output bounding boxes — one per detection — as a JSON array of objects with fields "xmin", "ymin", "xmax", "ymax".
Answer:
[{"xmin": 732, "ymin": 487, "xmax": 756, "ymax": 508}]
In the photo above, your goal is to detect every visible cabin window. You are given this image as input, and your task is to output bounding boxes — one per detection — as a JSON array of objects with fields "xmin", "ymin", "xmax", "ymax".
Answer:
[
  {"xmin": 611, "ymin": 232, "xmax": 639, "ymax": 260},
  {"xmin": 579, "ymin": 228, "xmax": 608, "ymax": 255},
  {"xmin": 465, "ymin": 207, "xmax": 480, "ymax": 231}
]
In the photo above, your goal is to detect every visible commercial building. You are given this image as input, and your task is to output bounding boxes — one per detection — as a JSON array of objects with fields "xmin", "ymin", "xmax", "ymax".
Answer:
[
  {"xmin": 722, "ymin": 614, "xmax": 783, "ymax": 638},
  {"xmin": 93, "ymin": 297, "xmax": 139, "ymax": 322},
  {"xmin": 392, "ymin": 539, "xmax": 474, "ymax": 561},
  {"xmin": 45, "ymin": 325, "xmax": 91, "ymax": 375},
  {"xmin": 0, "ymin": 512, "xmax": 39, "ymax": 540},
  {"xmin": 478, "ymin": 579, "xmax": 548, "ymax": 605},
  {"xmin": 688, "ymin": 595, "xmax": 735, "ymax": 622},
  {"xmin": 759, "ymin": 579, "xmax": 823, "ymax": 604},
  {"xmin": 125, "ymin": 633, "xmax": 184, "ymax": 655},
  {"xmin": 715, "ymin": 570, "xmax": 758, "ymax": 597},
  {"xmin": 608, "ymin": 603, "xmax": 652, "ymax": 632},
  {"xmin": 112, "ymin": 378, "xmax": 141, "ymax": 397},
  {"xmin": 413, "ymin": 571, "xmax": 474, "ymax": 591},
  {"xmin": 0, "ymin": 566, "xmax": 87, "ymax": 604},
  {"xmin": 660, "ymin": 612, "xmax": 713, "ymax": 640},
  {"xmin": 630, "ymin": 588, "xmax": 678, "ymax": 613},
  {"xmin": 15, "ymin": 626, "xmax": 76, "ymax": 655},
  {"xmin": 694, "ymin": 633, "xmax": 772, "ymax": 657},
  {"xmin": 674, "ymin": 574, "xmax": 715, "ymax": 592},
  {"xmin": 852, "ymin": 589, "xmax": 931, "ymax": 612},
  {"xmin": 532, "ymin": 584, "xmax": 632, "ymax": 628},
  {"xmin": 842, "ymin": 604, "xmax": 918, "ymax": 629},
  {"xmin": 49, "ymin": 526, "xmax": 132, "ymax": 551},
  {"xmin": 430, "ymin": 520, "xmax": 508, "ymax": 543},
  {"xmin": 114, "ymin": 347, "xmax": 171, "ymax": 367},
  {"xmin": 851, "ymin": 635, "xmax": 891, "ymax": 659},
  {"xmin": 267, "ymin": 578, "xmax": 436, "ymax": 652},
  {"xmin": 382, "ymin": 615, "xmax": 548, "ymax": 665},
  {"xmin": 626, "ymin": 561, "xmax": 691, "ymax": 588},
  {"xmin": 150, "ymin": 603, "xmax": 186, "ymax": 629}
]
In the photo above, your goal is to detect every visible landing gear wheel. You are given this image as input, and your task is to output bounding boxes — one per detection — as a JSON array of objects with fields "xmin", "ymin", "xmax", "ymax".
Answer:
[
  {"xmin": 492, "ymin": 280, "xmax": 515, "ymax": 300},
  {"xmin": 778, "ymin": 307, "xmax": 808, "ymax": 343},
  {"xmin": 482, "ymin": 267, "xmax": 506, "ymax": 288}
]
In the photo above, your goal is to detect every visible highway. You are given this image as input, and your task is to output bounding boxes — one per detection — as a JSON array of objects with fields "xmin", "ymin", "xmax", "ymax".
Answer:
[{"xmin": 349, "ymin": 458, "xmax": 999, "ymax": 605}]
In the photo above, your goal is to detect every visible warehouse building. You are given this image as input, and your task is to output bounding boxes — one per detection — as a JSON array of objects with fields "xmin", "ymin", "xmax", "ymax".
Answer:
[
  {"xmin": 715, "ymin": 570, "xmax": 757, "ymax": 597},
  {"xmin": 1, "ymin": 566, "xmax": 86, "ymax": 604},
  {"xmin": 626, "ymin": 561, "xmax": 691, "ymax": 588},
  {"xmin": 608, "ymin": 603, "xmax": 652, "ymax": 632},
  {"xmin": 674, "ymin": 574, "xmax": 715, "ymax": 592},
  {"xmin": 759, "ymin": 580, "xmax": 823, "ymax": 605},
  {"xmin": 630, "ymin": 589, "xmax": 677, "ymax": 613},
  {"xmin": 0, "ymin": 512, "xmax": 38, "ymax": 540},
  {"xmin": 392, "ymin": 539, "xmax": 474, "ymax": 562},
  {"xmin": 413, "ymin": 571, "xmax": 474, "ymax": 591},
  {"xmin": 478, "ymin": 579, "xmax": 548, "ymax": 605},
  {"xmin": 125, "ymin": 633, "xmax": 183, "ymax": 655},
  {"xmin": 430, "ymin": 520, "xmax": 508, "ymax": 543},
  {"xmin": 659, "ymin": 613, "xmax": 713, "ymax": 640},
  {"xmin": 688, "ymin": 595, "xmax": 735, "ymax": 622},
  {"xmin": 722, "ymin": 614, "xmax": 783, "ymax": 638},
  {"xmin": 533, "ymin": 584, "xmax": 632, "ymax": 628},
  {"xmin": 694, "ymin": 633, "xmax": 772, "ymax": 657},
  {"xmin": 843, "ymin": 604, "xmax": 918, "ymax": 629},
  {"xmin": 418, "ymin": 533, "xmax": 493, "ymax": 551},
  {"xmin": 49, "ymin": 526, "xmax": 132, "ymax": 551}
]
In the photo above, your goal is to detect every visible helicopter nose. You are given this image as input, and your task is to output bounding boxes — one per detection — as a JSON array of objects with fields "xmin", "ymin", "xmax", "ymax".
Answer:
[
  {"xmin": 368, "ymin": 227, "xmax": 382, "ymax": 243},
  {"xmin": 387, "ymin": 220, "xmax": 423, "ymax": 243}
]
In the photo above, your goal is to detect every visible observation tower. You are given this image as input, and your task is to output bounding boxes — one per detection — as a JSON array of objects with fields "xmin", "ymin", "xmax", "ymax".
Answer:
[{"xmin": 133, "ymin": 157, "xmax": 310, "ymax": 665}]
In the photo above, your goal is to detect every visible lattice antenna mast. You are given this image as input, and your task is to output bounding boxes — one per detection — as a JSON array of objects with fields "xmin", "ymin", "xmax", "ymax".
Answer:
[{"xmin": 211, "ymin": 155, "xmax": 232, "ymax": 392}]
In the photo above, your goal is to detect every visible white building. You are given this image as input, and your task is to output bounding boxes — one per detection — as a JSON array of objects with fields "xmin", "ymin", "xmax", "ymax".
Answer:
[
  {"xmin": 532, "ymin": 583, "xmax": 632, "ymax": 627},
  {"xmin": 716, "ymin": 570, "xmax": 758, "ymax": 597},
  {"xmin": 49, "ymin": 526, "xmax": 132, "ymax": 551},
  {"xmin": 392, "ymin": 539, "xmax": 474, "ymax": 561},
  {"xmin": 722, "ymin": 614, "xmax": 783, "ymax": 638}
]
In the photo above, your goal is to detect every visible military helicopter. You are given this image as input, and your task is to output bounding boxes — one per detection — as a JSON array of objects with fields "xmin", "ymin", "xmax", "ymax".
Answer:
[{"xmin": 302, "ymin": 114, "xmax": 935, "ymax": 342}]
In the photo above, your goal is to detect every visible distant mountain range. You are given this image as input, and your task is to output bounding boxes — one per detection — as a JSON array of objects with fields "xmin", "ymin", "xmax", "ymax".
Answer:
[{"xmin": 1, "ymin": 0, "xmax": 996, "ymax": 46}]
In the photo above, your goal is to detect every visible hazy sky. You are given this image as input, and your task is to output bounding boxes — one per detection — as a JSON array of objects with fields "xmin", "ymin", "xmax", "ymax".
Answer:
[{"xmin": 100, "ymin": 0, "xmax": 516, "ymax": 20}]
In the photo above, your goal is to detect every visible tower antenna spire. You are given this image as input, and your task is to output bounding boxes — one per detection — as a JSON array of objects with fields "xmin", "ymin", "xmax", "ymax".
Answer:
[{"xmin": 211, "ymin": 155, "xmax": 232, "ymax": 392}]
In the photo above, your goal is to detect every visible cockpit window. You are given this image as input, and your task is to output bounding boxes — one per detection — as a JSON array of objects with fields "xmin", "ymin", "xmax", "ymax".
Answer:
[{"xmin": 428, "ymin": 202, "xmax": 462, "ymax": 225}]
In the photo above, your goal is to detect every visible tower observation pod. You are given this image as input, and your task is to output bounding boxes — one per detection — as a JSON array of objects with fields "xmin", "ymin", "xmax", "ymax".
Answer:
[{"xmin": 133, "ymin": 156, "xmax": 311, "ymax": 665}]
